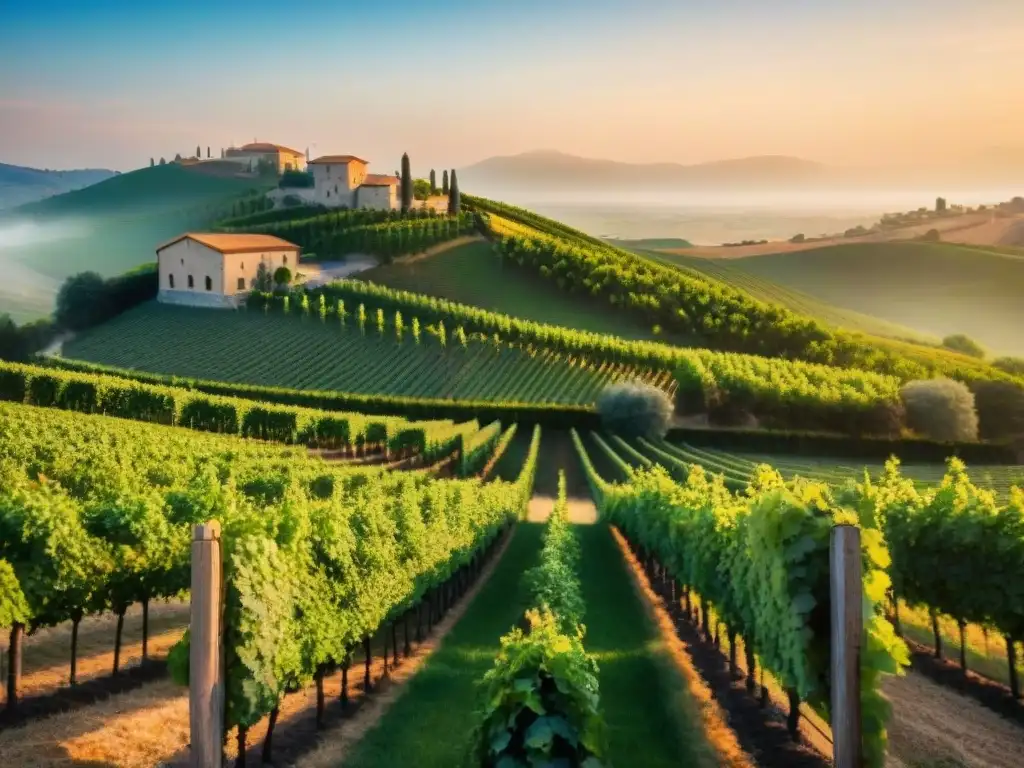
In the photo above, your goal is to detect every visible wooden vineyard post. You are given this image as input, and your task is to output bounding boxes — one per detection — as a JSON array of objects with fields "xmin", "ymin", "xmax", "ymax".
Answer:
[
  {"xmin": 830, "ymin": 524, "xmax": 862, "ymax": 768},
  {"xmin": 190, "ymin": 521, "xmax": 224, "ymax": 768}
]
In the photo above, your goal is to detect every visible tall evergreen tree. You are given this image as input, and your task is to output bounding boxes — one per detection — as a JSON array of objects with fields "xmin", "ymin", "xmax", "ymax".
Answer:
[
  {"xmin": 442, "ymin": 169, "xmax": 450, "ymax": 195},
  {"xmin": 207, "ymin": 146, "xmax": 211, "ymax": 158},
  {"xmin": 196, "ymin": 145, "xmax": 201, "ymax": 158},
  {"xmin": 429, "ymin": 169, "xmax": 437, "ymax": 194},
  {"xmin": 448, "ymin": 169, "xmax": 461, "ymax": 215},
  {"xmin": 150, "ymin": 158, "xmax": 155, "ymax": 167},
  {"xmin": 400, "ymin": 153, "xmax": 413, "ymax": 213}
]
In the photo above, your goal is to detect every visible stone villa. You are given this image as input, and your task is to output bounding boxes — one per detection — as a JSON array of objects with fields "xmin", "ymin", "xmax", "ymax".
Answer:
[
  {"xmin": 223, "ymin": 142, "xmax": 307, "ymax": 174},
  {"xmin": 308, "ymin": 155, "xmax": 400, "ymax": 210}
]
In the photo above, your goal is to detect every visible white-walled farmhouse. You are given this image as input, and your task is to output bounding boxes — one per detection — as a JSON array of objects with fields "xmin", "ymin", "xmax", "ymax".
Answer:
[{"xmin": 157, "ymin": 233, "xmax": 300, "ymax": 308}]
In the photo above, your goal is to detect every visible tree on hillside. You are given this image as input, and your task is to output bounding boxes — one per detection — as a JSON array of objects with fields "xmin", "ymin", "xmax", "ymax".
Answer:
[
  {"xmin": 442, "ymin": 169, "xmax": 450, "ymax": 195},
  {"xmin": 196, "ymin": 145, "xmax": 201, "ymax": 159},
  {"xmin": 55, "ymin": 272, "xmax": 112, "ymax": 331},
  {"xmin": 400, "ymin": 153, "xmax": 413, "ymax": 213},
  {"xmin": 174, "ymin": 153, "xmax": 182, "ymax": 162},
  {"xmin": 149, "ymin": 158, "xmax": 155, "ymax": 167},
  {"xmin": 429, "ymin": 169, "xmax": 437, "ymax": 194},
  {"xmin": 941, "ymin": 334, "xmax": 985, "ymax": 358},
  {"xmin": 159, "ymin": 157, "xmax": 167, "ymax": 165},
  {"xmin": 790, "ymin": 233, "xmax": 805, "ymax": 243},
  {"xmin": 936, "ymin": 196, "xmax": 947, "ymax": 213},
  {"xmin": 448, "ymin": 169, "xmax": 461, "ymax": 215},
  {"xmin": 207, "ymin": 146, "xmax": 211, "ymax": 158}
]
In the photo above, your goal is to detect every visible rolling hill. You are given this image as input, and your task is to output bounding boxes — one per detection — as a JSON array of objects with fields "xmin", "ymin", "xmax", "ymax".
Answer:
[
  {"xmin": 717, "ymin": 241, "xmax": 1024, "ymax": 356},
  {"xmin": 0, "ymin": 164, "xmax": 272, "ymax": 322},
  {"xmin": 0, "ymin": 162, "xmax": 117, "ymax": 210}
]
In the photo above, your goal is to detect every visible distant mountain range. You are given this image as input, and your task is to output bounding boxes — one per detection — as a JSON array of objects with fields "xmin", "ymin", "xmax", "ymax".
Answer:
[
  {"xmin": 458, "ymin": 150, "xmax": 832, "ymax": 192},
  {"xmin": 0, "ymin": 163, "xmax": 118, "ymax": 210},
  {"xmin": 457, "ymin": 149, "xmax": 1024, "ymax": 194}
]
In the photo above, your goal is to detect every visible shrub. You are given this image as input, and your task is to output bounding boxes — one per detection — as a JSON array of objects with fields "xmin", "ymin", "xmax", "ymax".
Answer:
[
  {"xmin": 279, "ymin": 170, "xmax": 313, "ymax": 189},
  {"xmin": 900, "ymin": 378, "xmax": 979, "ymax": 442},
  {"xmin": 919, "ymin": 228, "xmax": 941, "ymax": 242},
  {"xmin": 596, "ymin": 381, "xmax": 673, "ymax": 438},
  {"xmin": 969, "ymin": 381, "xmax": 1024, "ymax": 440},
  {"xmin": 992, "ymin": 357, "xmax": 1024, "ymax": 376},
  {"xmin": 273, "ymin": 266, "xmax": 292, "ymax": 286},
  {"xmin": 941, "ymin": 334, "xmax": 985, "ymax": 358}
]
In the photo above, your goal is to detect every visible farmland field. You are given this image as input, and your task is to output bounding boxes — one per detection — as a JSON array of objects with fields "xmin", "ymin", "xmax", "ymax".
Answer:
[
  {"xmin": 637, "ymin": 248, "xmax": 938, "ymax": 343},
  {"xmin": 657, "ymin": 439, "xmax": 1024, "ymax": 500},
  {"xmin": 358, "ymin": 239, "xmax": 687, "ymax": 343},
  {"xmin": 692, "ymin": 241, "xmax": 1024, "ymax": 356},
  {"xmin": 62, "ymin": 302, "xmax": 671, "ymax": 405}
]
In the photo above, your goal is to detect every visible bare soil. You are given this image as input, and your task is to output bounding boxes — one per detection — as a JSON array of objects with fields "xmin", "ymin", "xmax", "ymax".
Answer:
[
  {"xmin": 0, "ymin": 530, "xmax": 512, "ymax": 768},
  {"xmin": 1, "ymin": 601, "xmax": 189, "ymax": 707},
  {"xmin": 883, "ymin": 671, "xmax": 1024, "ymax": 768}
]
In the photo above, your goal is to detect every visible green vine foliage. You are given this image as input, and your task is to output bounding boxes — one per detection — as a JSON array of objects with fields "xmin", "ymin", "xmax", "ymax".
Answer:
[
  {"xmin": 471, "ymin": 471, "xmax": 607, "ymax": 767},
  {"xmin": 0, "ymin": 401, "xmax": 539, "ymax": 731},
  {"xmin": 522, "ymin": 474, "xmax": 585, "ymax": 633},
  {"xmin": 838, "ymin": 457, "xmax": 1024, "ymax": 658},
  {"xmin": 587, "ymin": 451, "xmax": 909, "ymax": 768},
  {"xmin": 0, "ymin": 559, "xmax": 29, "ymax": 628},
  {"xmin": 470, "ymin": 609, "xmax": 606, "ymax": 768}
]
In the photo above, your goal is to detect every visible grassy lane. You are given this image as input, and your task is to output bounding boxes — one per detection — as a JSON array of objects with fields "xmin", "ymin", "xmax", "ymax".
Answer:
[
  {"xmin": 340, "ymin": 522, "xmax": 544, "ymax": 768},
  {"xmin": 576, "ymin": 521, "xmax": 712, "ymax": 767}
]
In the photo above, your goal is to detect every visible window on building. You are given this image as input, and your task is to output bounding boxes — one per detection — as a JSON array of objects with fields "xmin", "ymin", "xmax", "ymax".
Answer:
[
  {"xmin": 181, "ymin": 258, "xmax": 184, "ymax": 265},
  {"xmin": 205, "ymin": 276, "xmax": 212, "ymax": 291},
  {"xmin": 188, "ymin": 275, "xmax": 194, "ymax": 289},
  {"xmin": 334, "ymin": 184, "xmax": 338, "ymax": 194},
  {"xmin": 283, "ymin": 255, "xmax": 288, "ymax": 265},
  {"xmin": 169, "ymin": 274, "xmax": 175, "ymax": 288},
  {"xmin": 237, "ymin": 277, "xmax": 245, "ymax": 290},
  {"xmin": 326, "ymin": 190, "xmax": 330, "ymax": 198}
]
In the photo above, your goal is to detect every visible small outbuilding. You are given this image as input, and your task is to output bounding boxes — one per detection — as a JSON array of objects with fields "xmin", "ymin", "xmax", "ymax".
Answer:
[{"xmin": 156, "ymin": 232, "xmax": 300, "ymax": 308}]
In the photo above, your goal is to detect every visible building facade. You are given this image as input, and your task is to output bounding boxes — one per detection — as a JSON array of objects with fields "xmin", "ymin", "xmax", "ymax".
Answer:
[
  {"xmin": 224, "ymin": 142, "xmax": 307, "ymax": 173},
  {"xmin": 156, "ymin": 233, "xmax": 300, "ymax": 308},
  {"xmin": 309, "ymin": 155, "xmax": 399, "ymax": 210}
]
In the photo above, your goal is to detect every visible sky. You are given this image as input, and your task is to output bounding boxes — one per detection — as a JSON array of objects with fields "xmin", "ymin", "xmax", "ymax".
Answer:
[{"xmin": 2, "ymin": 0, "xmax": 1023, "ymax": 173}]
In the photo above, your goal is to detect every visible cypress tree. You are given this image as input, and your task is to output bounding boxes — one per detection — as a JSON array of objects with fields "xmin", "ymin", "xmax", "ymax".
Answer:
[
  {"xmin": 442, "ymin": 169, "xmax": 450, "ymax": 195},
  {"xmin": 429, "ymin": 169, "xmax": 437, "ymax": 194},
  {"xmin": 150, "ymin": 158, "xmax": 155, "ymax": 167},
  {"xmin": 196, "ymin": 145, "xmax": 201, "ymax": 159},
  {"xmin": 400, "ymin": 153, "xmax": 413, "ymax": 213},
  {"xmin": 448, "ymin": 169, "xmax": 461, "ymax": 215}
]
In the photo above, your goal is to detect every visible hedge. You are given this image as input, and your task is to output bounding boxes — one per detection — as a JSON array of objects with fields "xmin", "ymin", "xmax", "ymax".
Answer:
[
  {"xmin": 40, "ymin": 357, "xmax": 602, "ymax": 428},
  {"xmin": 666, "ymin": 425, "xmax": 1017, "ymax": 464}
]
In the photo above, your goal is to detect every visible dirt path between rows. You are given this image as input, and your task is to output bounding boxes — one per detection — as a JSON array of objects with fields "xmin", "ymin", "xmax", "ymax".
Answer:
[
  {"xmin": 883, "ymin": 671, "xmax": 1024, "ymax": 768},
  {"xmin": 293, "ymin": 527, "xmax": 516, "ymax": 767},
  {"xmin": 526, "ymin": 495, "xmax": 598, "ymax": 524}
]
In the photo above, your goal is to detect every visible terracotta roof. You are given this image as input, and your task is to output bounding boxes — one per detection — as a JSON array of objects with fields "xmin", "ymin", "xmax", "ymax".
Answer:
[
  {"xmin": 310, "ymin": 155, "xmax": 369, "ymax": 165},
  {"xmin": 156, "ymin": 233, "xmax": 300, "ymax": 255},
  {"xmin": 237, "ymin": 142, "xmax": 304, "ymax": 156},
  {"xmin": 360, "ymin": 174, "xmax": 399, "ymax": 187}
]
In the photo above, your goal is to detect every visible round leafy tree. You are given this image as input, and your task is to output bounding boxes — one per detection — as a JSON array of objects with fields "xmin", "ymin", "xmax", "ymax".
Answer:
[
  {"xmin": 900, "ymin": 378, "xmax": 979, "ymax": 441},
  {"xmin": 273, "ymin": 266, "xmax": 292, "ymax": 286},
  {"xmin": 596, "ymin": 381, "xmax": 673, "ymax": 439}
]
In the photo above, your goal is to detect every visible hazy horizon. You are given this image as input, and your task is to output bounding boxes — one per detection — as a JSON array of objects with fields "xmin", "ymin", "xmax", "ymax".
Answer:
[{"xmin": 2, "ymin": 1, "xmax": 1023, "ymax": 175}]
